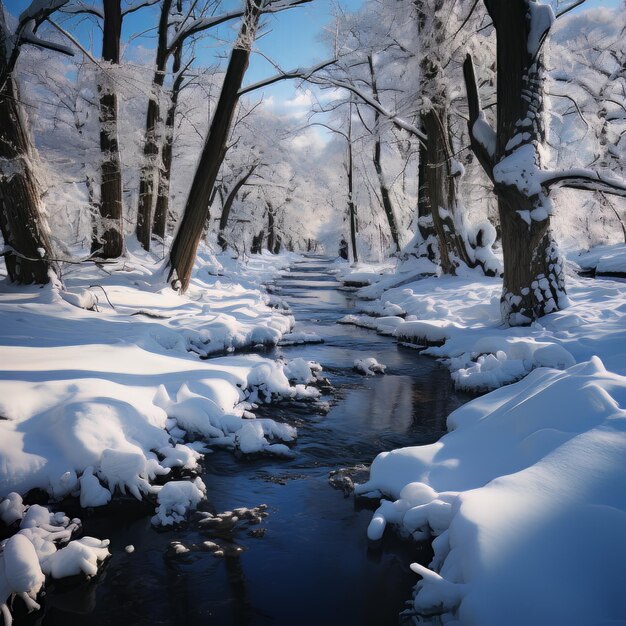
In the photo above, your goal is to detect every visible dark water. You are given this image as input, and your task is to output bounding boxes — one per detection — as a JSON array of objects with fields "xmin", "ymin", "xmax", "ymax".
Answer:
[{"xmin": 26, "ymin": 257, "xmax": 467, "ymax": 626}]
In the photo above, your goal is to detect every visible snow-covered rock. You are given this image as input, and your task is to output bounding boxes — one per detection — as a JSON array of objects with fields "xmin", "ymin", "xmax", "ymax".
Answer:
[{"xmin": 353, "ymin": 357, "xmax": 386, "ymax": 376}]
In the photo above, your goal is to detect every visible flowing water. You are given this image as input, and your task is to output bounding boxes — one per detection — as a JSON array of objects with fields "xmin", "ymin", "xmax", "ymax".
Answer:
[{"xmin": 27, "ymin": 256, "xmax": 468, "ymax": 626}]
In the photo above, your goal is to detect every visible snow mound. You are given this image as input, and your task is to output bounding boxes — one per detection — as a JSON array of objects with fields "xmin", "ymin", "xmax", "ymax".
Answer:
[
  {"xmin": 356, "ymin": 357, "xmax": 626, "ymax": 624},
  {"xmin": 0, "ymin": 497, "xmax": 109, "ymax": 624},
  {"xmin": 353, "ymin": 357, "xmax": 386, "ymax": 376},
  {"xmin": 152, "ymin": 478, "xmax": 206, "ymax": 526}
]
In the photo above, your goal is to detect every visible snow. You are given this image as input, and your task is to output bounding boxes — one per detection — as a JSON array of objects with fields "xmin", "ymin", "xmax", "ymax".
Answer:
[
  {"xmin": 152, "ymin": 478, "xmax": 206, "ymax": 526},
  {"xmin": 527, "ymin": 2, "xmax": 555, "ymax": 57},
  {"xmin": 353, "ymin": 357, "xmax": 386, "ymax": 375},
  {"xmin": 278, "ymin": 331, "xmax": 323, "ymax": 346},
  {"xmin": 348, "ymin": 251, "xmax": 626, "ymax": 624},
  {"xmin": 0, "ymin": 497, "xmax": 110, "ymax": 624},
  {"xmin": 356, "ymin": 357, "xmax": 626, "ymax": 624},
  {"xmin": 471, "ymin": 112, "xmax": 496, "ymax": 159},
  {"xmin": 573, "ymin": 243, "xmax": 626, "ymax": 276},
  {"xmin": 0, "ymin": 246, "xmax": 320, "ymax": 523},
  {"xmin": 42, "ymin": 536, "xmax": 110, "ymax": 578}
]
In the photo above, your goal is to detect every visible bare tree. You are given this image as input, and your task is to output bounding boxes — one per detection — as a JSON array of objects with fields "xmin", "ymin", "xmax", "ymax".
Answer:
[
  {"xmin": 0, "ymin": 0, "xmax": 73, "ymax": 284},
  {"xmin": 367, "ymin": 53, "xmax": 400, "ymax": 252},
  {"xmin": 216, "ymin": 162, "xmax": 258, "ymax": 250}
]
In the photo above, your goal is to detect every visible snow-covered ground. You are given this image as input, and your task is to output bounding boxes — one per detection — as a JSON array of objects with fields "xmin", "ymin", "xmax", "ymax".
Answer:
[
  {"xmin": 0, "ymin": 244, "xmax": 325, "ymax": 621},
  {"xmin": 341, "ymin": 252, "xmax": 626, "ymax": 625}
]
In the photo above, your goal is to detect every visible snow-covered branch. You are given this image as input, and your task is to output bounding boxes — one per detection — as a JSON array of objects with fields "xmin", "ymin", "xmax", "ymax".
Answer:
[
  {"xmin": 1, "ymin": 0, "xmax": 73, "ymax": 84},
  {"xmin": 168, "ymin": 0, "xmax": 312, "ymax": 55},
  {"xmin": 121, "ymin": 0, "xmax": 160, "ymax": 17},
  {"xmin": 238, "ymin": 59, "xmax": 336, "ymax": 97},
  {"xmin": 462, "ymin": 53, "xmax": 495, "ymax": 181},
  {"xmin": 309, "ymin": 74, "xmax": 427, "ymax": 142},
  {"xmin": 19, "ymin": 17, "xmax": 73, "ymax": 56},
  {"xmin": 542, "ymin": 169, "xmax": 626, "ymax": 198}
]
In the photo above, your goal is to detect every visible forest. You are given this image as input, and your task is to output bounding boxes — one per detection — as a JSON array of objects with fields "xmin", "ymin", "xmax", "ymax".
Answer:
[{"xmin": 0, "ymin": 0, "xmax": 625, "ymax": 624}]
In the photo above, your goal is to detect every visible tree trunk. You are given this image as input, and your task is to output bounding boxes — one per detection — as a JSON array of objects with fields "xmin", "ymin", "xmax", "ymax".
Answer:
[
  {"xmin": 92, "ymin": 0, "xmax": 124, "ymax": 258},
  {"xmin": 415, "ymin": 0, "xmax": 474, "ymax": 274},
  {"xmin": 416, "ymin": 137, "xmax": 438, "ymax": 261},
  {"xmin": 217, "ymin": 165, "xmax": 257, "ymax": 251},
  {"xmin": 152, "ymin": 42, "xmax": 183, "ymax": 242},
  {"xmin": 367, "ymin": 54, "xmax": 400, "ymax": 251},
  {"xmin": 422, "ymin": 107, "xmax": 474, "ymax": 273},
  {"xmin": 347, "ymin": 102, "xmax": 358, "ymax": 263},
  {"xmin": 0, "ymin": 21, "xmax": 52, "ymax": 284},
  {"xmin": 168, "ymin": 0, "xmax": 262, "ymax": 291},
  {"xmin": 266, "ymin": 202, "xmax": 281, "ymax": 254},
  {"xmin": 136, "ymin": 0, "xmax": 172, "ymax": 251},
  {"xmin": 485, "ymin": 0, "xmax": 565, "ymax": 325},
  {"xmin": 251, "ymin": 229, "xmax": 264, "ymax": 254}
]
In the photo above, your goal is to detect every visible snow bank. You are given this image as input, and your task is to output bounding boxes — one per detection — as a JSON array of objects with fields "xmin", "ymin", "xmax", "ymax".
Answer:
[
  {"xmin": 573, "ymin": 243, "xmax": 626, "ymax": 277},
  {"xmin": 343, "ymin": 267, "xmax": 626, "ymax": 391},
  {"xmin": 356, "ymin": 357, "xmax": 626, "ymax": 624},
  {"xmin": 0, "ymin": 245, "xmax": 321, "ymax": 524}
]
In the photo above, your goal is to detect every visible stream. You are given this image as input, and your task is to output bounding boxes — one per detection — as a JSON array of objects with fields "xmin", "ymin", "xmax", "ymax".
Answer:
[{"xmin": 26, "ymin": 256, "xmax": 469, "ymax": 626}]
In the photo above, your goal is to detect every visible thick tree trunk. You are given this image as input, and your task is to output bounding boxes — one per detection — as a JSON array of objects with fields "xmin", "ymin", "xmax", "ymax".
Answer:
[
  {"xmin": 92, "ymin": 0, "xmax": 123, "ymax": 258},
  {"xmin": 416, "ymin": 138, "xmax": 438, "ymax": 261},
  {"xmin": 422, "ymin": 107, "xmax": 474, "ymax": 273},
  {"xmin": 367, "ymin": 55, "xmax": 400, "ymax": 251},
  {"xmin": 152, "ymin": 43, "xmax": 183, "ymax": 242},
  {"xmin": 485, "ymin": 0, "xmax": 565, "ymax": 325},
  {"xmin": 415, "ymin": 0, "xmax": 474, "ymax": 274},
  {"xmin": 0, "ymin": 26, "xmax": 52, "ymax": 284},
  {"xmin": 136, "ymin": 0, "xmax": 172, "ymax": 251},
  {"xmin": 168, "ymin": 0, "xmax": 261, "ymax": 291}
]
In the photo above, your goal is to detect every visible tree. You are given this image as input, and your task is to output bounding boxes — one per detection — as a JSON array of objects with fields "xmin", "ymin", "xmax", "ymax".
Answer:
[
  {"xmin": 464, "ymin": 0, "xmax": 626, "ymax": 325},
  {"xmin": 168, "ymin": 0, "xmax": 317, "ymax": 290},
  {"xmin": 0, "ymin": 0, "xmax": 73, "ymax": 284},
  {"xmin": 367, "ymin": 53, "xmax": 400, "ymax": 252},
  {"xmin": 216, "ymin": 162, "xmax": 258, "ymax": 250},
  {"xmin": 136, "ymin": 0, "xmax": 258, "ymax": 251},
  {"xmin": 93, "ymin": 0, "xmax": 124, "ymax": 257}
]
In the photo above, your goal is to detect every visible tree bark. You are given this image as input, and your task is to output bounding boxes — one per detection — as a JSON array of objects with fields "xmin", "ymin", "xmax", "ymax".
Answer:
[
  {"xmin": 486, "ymin": 0, "xmax": 565, "ymax": 324},
  {"xmin": 0, "ymin": 13, "xmax": 53, "ymax": 284},
  {"xmin": 422, "ymin": 107, "xmax": 474, "ymax": 273},
  {"xmin": 168, "ymin": 0, "xmax": 262, "ymax": 291},
  {"xmin": 416, "ymin": 137, "xmax": 438, "ymax": 261},
  {"xmin": 267, "ymin": 203, "xmax": 276, "ymax": 253},
  {"xmin": 92, "ymin": 0, "xmax": 124, "ymax": 258},
  {"xmin": 347, "ymin": 101, "xmax": 358, "ymax": 263},
  {"xmin": 367, "ymin": 54, "xmax": 400, "ymax": 251},
  {"xmin": 152, "ymin": 41, "xmax": 183, "ymax": 242},
  {"xmin": 136, "ymin": 0, "xmax": 172, "ymax": 251},
  {"xmin": 415, "ymin": 0, "xmax": 474, "ymax": 274}
]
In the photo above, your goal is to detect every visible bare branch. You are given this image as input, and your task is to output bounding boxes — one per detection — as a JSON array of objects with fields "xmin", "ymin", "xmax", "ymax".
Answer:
[
  {"xmin": 121, "ymin": 0, "xmax": 160, "ymax": 17},
  {"xmin": 238, "ymin": 59, "xmax": 336, "ymax": 96},
  {"xmin": 462, "ymin": 53, "xmax": 495, "ymax": 180},
  {"xmin": 542, "ymin": 168, "xmax": 626, "ymax": 197},
  {"xmin": 556, "ymin": 0, "xmax": 588, "ymax": 19}
]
